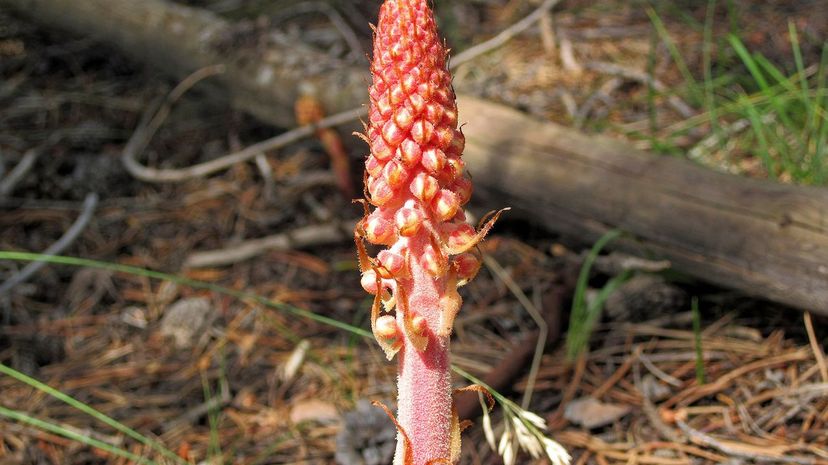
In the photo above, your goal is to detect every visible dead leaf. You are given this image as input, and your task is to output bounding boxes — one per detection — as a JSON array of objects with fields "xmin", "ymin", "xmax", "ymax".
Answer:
[
  {"xmin": 564, "ymin": 397, "xmax": 631, "ymax": 429},
  {"xmin": 289, "ymin": 399, "xmax": 339, "ymax": 424}
]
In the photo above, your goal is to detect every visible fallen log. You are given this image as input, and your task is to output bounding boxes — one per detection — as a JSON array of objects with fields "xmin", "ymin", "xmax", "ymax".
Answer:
[
  {"xmin": 459, "ymin": 95, "xmax": 828, "ymax": 316},
  {"xmin": 0, "ymin": 0, "xmax": 366, "ymax": 128},
  {"xmin": 5, "ymin": 0, "xmax": 828, "ymax": 315}
]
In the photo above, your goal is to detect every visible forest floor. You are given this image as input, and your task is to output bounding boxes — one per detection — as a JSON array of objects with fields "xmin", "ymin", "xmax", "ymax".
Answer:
[{"xmin": 1, "ymin": 1, "xmax": 827, "ymax": 464}]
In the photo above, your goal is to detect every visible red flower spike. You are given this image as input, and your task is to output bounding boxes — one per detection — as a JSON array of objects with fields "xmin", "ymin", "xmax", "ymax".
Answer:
[{"xmin": 355, "ymin": 1, "xmax": 504, "ymax": 464}]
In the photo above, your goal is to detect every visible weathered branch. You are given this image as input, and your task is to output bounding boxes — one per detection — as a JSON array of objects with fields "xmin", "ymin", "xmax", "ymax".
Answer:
[{"xmin": 6, "ymin": 0, "xmax": 828, "ymax": 315}]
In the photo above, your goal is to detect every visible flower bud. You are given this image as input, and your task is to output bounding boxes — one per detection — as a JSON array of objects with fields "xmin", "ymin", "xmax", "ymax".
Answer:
[
  {"xmin": 365, "ymin": 155, "xmax": 384, "ymax": 178},
  {"xmin": 421, "ymin": 148, "xmax": 446, "ymax": 174},
  {"xmin": 375, "ymin": 314, "xmax": 401, "ymax": 344},
  {"xmin": 375, "ymin": 92, "xmax": 392, "ymax": 117},
  {"xmin": 445, "ymin": 156, "xmax": 465, "ymax": 181},
  {"xmin": 446, "ymin": 129, "xmax": 465, "ymax": 156},
  {"xmin": 453, "ymin": 253, "xmax": 481, "ymax": 282},
  {"xmin": 368, "ymin": 177, "xmax": 394, "ymax": 206},
  {"xmin": 395, "ymin": 207, "xmax": 424, "ymax": 237},
  {"xmin": 424, "ymin": 102, "xmax": 444, "ymax": 124},
  {"xmin": 369, "ymin": 107, "xmax": 383, "ymax": 127},
  {"xmin": 411, "ymin": 314, "xmax": 428, "ymax": 336},
  {"xmin": 371, "ymin": 135, "xmax": 394, "ymax": 161},
  {"xmin": 411, "ymin": 119, "xmax": 434, "ymax": 145},
  {"xmin": 377, "ymin": 250, "xmax": 405, "ymax": 277},
  {"xmin": 410, "ymin": 173, "xmax": 439, "ymax": 202},
  {"xmin": 382, "ymin": 159, "xmax": 409, "ymax": 189},
  {"xmin": 407, "ymin": 92, "xmax": 426, "ymax": 115},
  {"xmin": 431, "ymin": 189, "xmax": 460, "ymax": 222},
  {"xmin": 452, "ymin": 175, "xmax": 473, "ymax": 205},
  {"xmin": 443, "ymin": 108, "xmax": 458, "ymax": 127},
  {"xmin": 398, "ymin": 138, "xmax": 422, "ymax": 167},
  {"xmin": 361, "ymin": 269, "xmax": 391, "ymax": 296},
  {"xmin": 382, "ymin": 119, "xmax": 406, "ymax": 147},
  {"xmin": 416, "ymin": 82, "xmax": 433, "ymax": 101},
  {"xmin": 364, "ymin": 214, "xmax": 395, "ymax": 245},
  {"xmin": 390, "ymin": 83, "xmax": 407, "ymax": 106},
  {"xmin": 433, "ymin": 126, "xmax": 454, "ymax": 151},
  {"xmin": 402, "ymin": 71, "xmax": 419, "ymax": 94},
  {"xmin": 421, "ymin": 243, "xmax": 444, "ymax": 276},
  {"xmin": 433, "ymin": 87, "xmax": 451, "ymax": 105},
  {"xmin": 394, "ymin": 105, "xmax": 415, "ymax": 132},
  {"xmin": 447, "ymin": 223, "xmax": 476, "ymax": 250}
]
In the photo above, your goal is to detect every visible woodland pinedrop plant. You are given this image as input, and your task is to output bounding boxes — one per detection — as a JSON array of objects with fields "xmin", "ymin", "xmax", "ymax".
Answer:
[{"xmin": 354, "ymin": 0, "xmax": 504, "ymax": 463}]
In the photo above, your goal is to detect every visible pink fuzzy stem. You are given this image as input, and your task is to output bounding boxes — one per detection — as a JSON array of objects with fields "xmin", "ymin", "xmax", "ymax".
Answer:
[{"xmin": 395, "ymin": 236, "xmax": 452, "ymax": 464}]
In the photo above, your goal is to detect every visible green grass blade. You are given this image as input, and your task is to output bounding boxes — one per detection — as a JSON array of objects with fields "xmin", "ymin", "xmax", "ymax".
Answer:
[
  {"xmin": 729, "ymin": 35, "xmax": 770, "ymax": 90},
  {"xmin": 0, "ymin": 405, "xmax": 159, "ymax": 465},
  {"xmin": 702, "ymin": 0, "xmax": 721, "ymax": 139},
  {"xmin": 0, "ymin": 363, "xmax": 186, "ymax": 465},
  {"xmin": 647, "ymin": 6, "xmax": 702, "ymax": 104},
  {"xmin": 788, "ymin": 22, "xmax": 813, "ymax": 120},
  {"xmin": 811, "ymin": 43, "xmax": 828, "ymax": 183},
  {"xmin": 566, "ymin": 229, "xmax": 623, "ymax": 360},
  {"xmin": 567, "ymin": 270, "xmax": 631, "ymax": 361},
  {"xmin": 729, "ymin": 35, "xmax": 799, "ymax": 142},
  {"xmin": 201, "ymin": 373, "xmax": 223, "ymax": 463},
  {"xmin": 0, "ymin": 251, "xmax": 371, "ymax": 339},
  {"xmin": 740, "ymin": 96, "xmax": 776, "ymax": 177}
]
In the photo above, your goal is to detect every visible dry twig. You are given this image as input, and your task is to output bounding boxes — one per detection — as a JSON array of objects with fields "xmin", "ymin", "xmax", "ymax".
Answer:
[
  {"xmin": 183, "ymin": 220, "xmax": 356, "ymax": 268},
  {"xmin": 0, "ymin": 192, "xmax": 99, "ymax": 296},
  {"xmin": 804, "ymin": 312, "xmax": 828, "ymax": 383},
  {"xmin": 0, "ymin": 133, "xmax": 62, "ymax": 198},
  {"xmin": 584, "ymin": 60, "xmax": 696, "ymax": 119},
  {"xmin": 451, "ymin": 0, "xmax": 562, "ymax": 68}
]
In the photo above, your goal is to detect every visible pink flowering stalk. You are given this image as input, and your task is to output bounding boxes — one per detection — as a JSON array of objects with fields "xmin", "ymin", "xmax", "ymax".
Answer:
[{"xmin": 355, "ymin": 1, "xmax": 503, "ymax": 463}]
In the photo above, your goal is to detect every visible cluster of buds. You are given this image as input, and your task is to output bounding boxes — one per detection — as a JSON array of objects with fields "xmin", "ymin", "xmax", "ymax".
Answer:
[
  {"xmin": 356, "ymin": 0, "xmax": 503, "ymax": 361},
  {"xmin": 354, "ymin": 1, "xmax": 504, "ymax": 464}
]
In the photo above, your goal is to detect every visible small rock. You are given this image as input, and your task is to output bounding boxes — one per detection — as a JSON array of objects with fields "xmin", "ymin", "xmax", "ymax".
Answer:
[
  {"xmin": 641, "ymin": 374, "xmax": 672, "ymax": 401},
  {"xmin": 121, "ymin": 306, "xmax": 148, "ymax": 329},
  {"xmin": 335, "ymin": 399, "xmax": 396, "ymax": 465},
  {"xmin": 564, "ymin": 397, "xmax": 631, "ymax": 429},
  {"xmin": 160, "ymin": 297, "xmax": 214, "ymax": 348}
]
